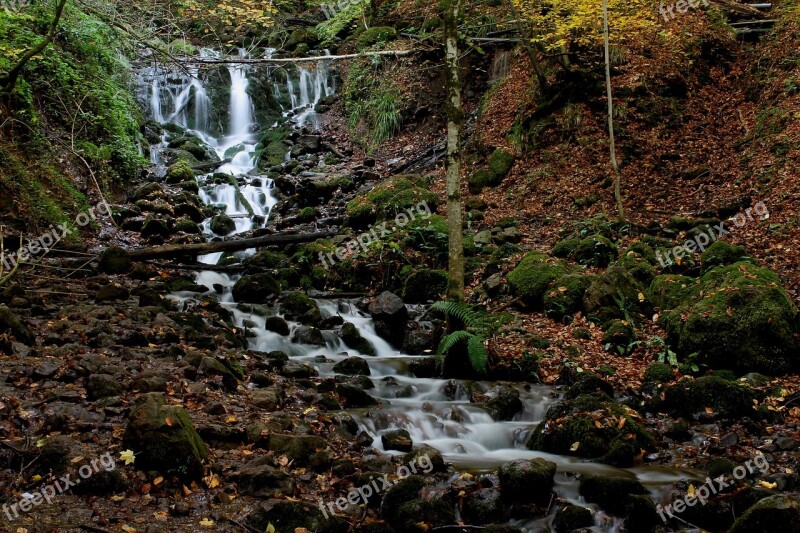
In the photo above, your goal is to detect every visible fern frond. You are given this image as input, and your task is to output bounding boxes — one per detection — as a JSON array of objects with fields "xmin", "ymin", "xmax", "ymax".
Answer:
[
  {"xmin": 430, "ymin": 300, "xmax": 480, "ymax": 328},
  {"xmin": 435, "ymin": 330, "xmax": 473, "ymax": 367},
  {"xmin": 467, "ymin": 335, "xmax": 489, "ymax": 375}
]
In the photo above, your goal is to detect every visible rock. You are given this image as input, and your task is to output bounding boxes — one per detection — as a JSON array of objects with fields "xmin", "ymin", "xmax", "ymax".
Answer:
[
  {"xmin": 251, "ymin": 388, "xmax": 282, "ymax": 410},
  {"xmin": 266, "ymin": 434, "xmax": 329, "ymax": 467},
  {"xmin": 32, "ymin": 361, "xmax": 59, "ymax": 380},
  {"xmin": 662, "ymin": 376, "xmax": 756, "ymax": 419},
  {"xmin": 280, "ymin": 360, "xmax": 318, "ymax": 379},
  {"xmin": 463, "ymin": 488, "xmax": 505, "ymax": 524},
  {"xmin": 123, "ymin": 393, "xmax": 208, "ymax": 479},
  {"xmin": 265, "ymin": 315, "xmax": 290, "ymax": 335},
  {"xmin": 660, "ymin": 262, "xmax": 799, "ymax": 373},
  {"xmin": 498, "ymin": 458, "xmax": 556, "ymax": 504},
  {"xmin": 394, "ymin": 499, "xmax": 455, "ymax": 531},
  {"xmin": 564, "ymin": 373, "xmax": 614, "ymax": 400},
  {"xmin": 486, "ymin": 387, "xmax": 524, "ymax": 421},
  {"xmin": 552, "ymin": 234, "xmax": 617, "ymax": 267},
  {"xmin": 97, "ymin": 247, "xmax": 132, "ymax": 274},
  {"xmin": 553, "ymin": 504, "xmax": 594, "ymax": 533},
  {"xmin": 209, "ymin": 213, "xmax": 235, "ymax": 235},
  {"xmin": 232, "ymin": 273, "xmax": 282, "ymax": 303},
  {"xmin": 381, "ymin": 476, "xmax": 424, "ymax": 523},
  {"xmin": 333, "ymin": 356, "xmax": 371, "ymax": 376},
  {"xmin": 95, "ymin": 284, "xmax": 130, "ymax": 302},
  {"xmin": 543, "ymin": 274, "xmax": 593, "ymax": 320},
  {"xmin": 702, "ymin": 240, "xmax": 749, "ymax": 271},
  {"xmin": 140, "ymin": 216, "xmax": 172, "ymax": 239},
  {"xmin": 402, "ymin": 322, "xmax": 437, "ymax": 354},
  {"xmin": 368, "ymin": 291, "xmax": 409, "ymax": 323},
  {"xmin": 642, "ymin": 362, "xmax": 675, "ymax": 385},
  {"xmin": 583, "ymin": 265, "xmax": 645, "ymax": 321},
  {"xmin": 246, "ymin": 499, "xmax": 348, "ymax": 533},
  {"xmin": 507, "ymin": 252, "xmax": 571, "ymax": 307},
  {"xmin": 402, "ymin": 269, "xmax": 449, "ymax": 304},
  {"xmin": 39, "ymin": 435, "xmax": 82, "ymax": 473},
  {"xmin": 730, "ymin": 495, "xmax": 800, "ymax": 532},
  {"xmin": 648, "ymin": 274, "xmax": 696, "ymax": 311},
  {"xmin": 341, "ymin": 322, "xmax": 377, "ymax": 356},
  {"xmin": 0, "ymin": 305, "xmax": 35, "ymax": 344},
  {"xmin": 232, "ymin": 456, "xmax": 296, "ymax": 497},
  {"xmin": 292, "ymin": 325, "xmax": 326, "ymax": 346},
  {"xmin": 87, "ymin": 374, "xmax": 123, "ymax": 400},
  {"xmin": 402, "ymin": 445, "xmax": 447, "ymax": 473},
  {"xmin": 381, "ymin": 429, "xmax": 413, "ymax": 452},
  {"xmin": 336, "ymin": 383, "xmax": 377, "ymax": 407},
  {"xmin": 281, "ymin": 292, "xmax": 322, "ymax": 326},
  {"xmin": 409, "ymin": 357, "xmax": 437, "ymax": 378},
  {"xmin": 578, "ymin": 475, "xmax": 649, "ymax": 517}
]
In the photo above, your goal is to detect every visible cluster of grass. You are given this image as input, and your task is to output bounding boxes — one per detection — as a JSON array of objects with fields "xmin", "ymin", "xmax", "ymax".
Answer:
[{"xmin": 343, "ymin": 57, "xmax": 405, "ymax": 152}]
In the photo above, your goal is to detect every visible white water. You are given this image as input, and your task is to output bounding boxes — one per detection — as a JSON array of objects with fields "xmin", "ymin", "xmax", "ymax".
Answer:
[{"xmin": 139, "ymin": 49, "xmax": 690, "ymax": 532}]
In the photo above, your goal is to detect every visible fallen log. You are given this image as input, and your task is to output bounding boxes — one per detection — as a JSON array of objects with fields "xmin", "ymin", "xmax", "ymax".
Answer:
[
  {"xmin": 193, "ymin": 158, "xmax": 231, "ymax": 172},
  {"xmin": 127, "ymin": 232, "xmax": 334, "ymax": 260},
  {"xmin": 175, "ymin": 49, "xmax": 414, "ymax": 65}
]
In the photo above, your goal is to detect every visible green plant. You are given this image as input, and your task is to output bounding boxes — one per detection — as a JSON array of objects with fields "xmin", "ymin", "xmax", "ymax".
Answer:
[
  {"xmin": 431, "ymin": 301, "xmax": 490, "ymax": 375},
  {"xmin": 645, "ymin": 335, "xmax": 700, "ymax": 370}
]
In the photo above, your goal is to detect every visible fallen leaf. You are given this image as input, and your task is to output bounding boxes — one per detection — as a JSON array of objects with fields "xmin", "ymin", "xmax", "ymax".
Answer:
[
  {"xmin": 758, "ymin": 480, "xmax": 778, "ymax": 490},
  {"xmin": 120, "ymin": 449, "xmax": 136, "ymax": 465},
  {"xmin": 570, "ymin": 442, "xmax": 580, "ymax": 451},
  {"xmin": 199, "ymin": 518, "xmax": 214, "ymax": 527}
]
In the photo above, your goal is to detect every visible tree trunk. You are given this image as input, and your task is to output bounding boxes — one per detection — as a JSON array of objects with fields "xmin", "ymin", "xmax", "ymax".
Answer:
[
  {"xmin": 126, "ymin": 232, "xmax": 333, "ymax": 261},
  {"xmin": 443, "ymin": 0, "xmax": 465, "ymax": 302},
  {"xmin": 603, "ymin": 0, "xmax": 626, "ymax": 222},
  {"xmin": 0, "ymin": 0, "xmax": 69, "ymax": 94}
]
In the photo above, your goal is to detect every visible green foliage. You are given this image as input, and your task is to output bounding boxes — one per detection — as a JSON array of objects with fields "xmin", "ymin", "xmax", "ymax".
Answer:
[
  {"xmin": 314, "ymin": 0, "xmax": 369, "ymax": 43},
  {"xmin": 343, "ymin": 58, "xmax": 405, "ymax": 151},
  {"xmin": 355, "ymin": 26, "xmax": 398, "ymax": 51}
]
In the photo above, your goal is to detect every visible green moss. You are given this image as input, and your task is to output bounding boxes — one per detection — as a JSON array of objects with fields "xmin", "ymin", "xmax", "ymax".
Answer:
[
  {"xmin": 701, "ymin": 240, "xmax": 750, "ymax": 271},
  {"xmin": 553, "ymin": 234, "xmax": 618, "ymax": 267},
  {"xmin": 648, "ymin": 274, "xmax": 696, "ymax": 310},
  {"xmin": 663, "ymin": 376, "xmax": 757, "ymax": 418},
  {"xmin": 508, "ymin": 252, "xmax": 572, "ymax": 308},
  {"xmin": 403, "ymin": 269, "xmax": 449, "ymax": 304},
  {"xmin": 488, "ymin": 149, "xmax": 515, "ymax": 180},
  {"xmin": 643, "ymin": 362, "xmax": 675, "ymax": 384},
  {"xmin": 166, "ymin": 160, "xmax": 194, "ymax": 184},
  {"xmin": 617, "ymin": 251, "xmax": 656, "ymax": 285},
  {"xmin": 298, "ymin": 207, "xmax": 316, "ymax": 222},
  {"xmin": 355, "ymin": 26, "xmax": 398, "ymax": 50},
  {"xmin": 347, "ymin": 175, "xmax": 438, "ymax": 227},
  {"xmin": 97, "ymin": 246, "xmax": 132, "ymax": 274},
  {"xmin": 602, "ymin": 320, "xmax": 636, "ymax": 353},
  {"xmin": 543, "ymin": 274, "xmax": 593, "ymax": 320}
]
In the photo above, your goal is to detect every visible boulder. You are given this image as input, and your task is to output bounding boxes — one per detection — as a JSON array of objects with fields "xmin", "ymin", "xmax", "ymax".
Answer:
[
  {"xmin": 0, "ymin": 305, "xmax": 35, "ymax": 345},
  {"xmin": 97, "ymin": 247, "xmax": 132, "ymax": 274},
  {"xmin": 662, "ymin": 376, "xmax": 756, "ymax": 419},
  {"xmin": 333, "ymin": 356, "xmax": 371, "ymax": 376},
  {"xmin": 232, "ymin": 273, "xmax": 281, "ymax": 303},
  {"xmin": 231, "ymin": 456, "xmax": 296, "ymax": 497},
  {"xmin": 381, "ymin": 429, "xmax": 413, "ymax": 452},
  {"xmin": 463, "ymin": 488, "xmax": 505, "ymax": 524},
  {"xmin": 341, "ymin": 322, "xmax": 377, "ymax": 356},
  {"xmin": 368, "ymin": 291, "xmax": 409, "ymax": 323},
  {"xmin": 498, "ymin": 458, "xmax": 557, "ymax": 504},
  {"xmin": 87, "ymin": 374, "xmax": 123, "ymax": 400},
  {"xmin": 507, "ymin": 252, "xmax": 571, "ymax": 307},
  {"xmin": 485, "ymin": 387, "xmax": 524, "ymax": 421},
  {"xmin": 730, "ymin": 495, "xmax": 800, "ymax": 533}
]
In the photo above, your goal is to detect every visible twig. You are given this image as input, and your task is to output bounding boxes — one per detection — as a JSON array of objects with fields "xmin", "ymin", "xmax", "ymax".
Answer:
[{"xmin": 225, "ymin": 517, "xmax": 261, "ymax": 533}]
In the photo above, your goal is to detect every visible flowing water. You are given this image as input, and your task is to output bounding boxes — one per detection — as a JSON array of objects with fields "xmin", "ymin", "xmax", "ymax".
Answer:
[{"xmin": 137, "ymin": 50, "xmax": 692, "ymax": 532}]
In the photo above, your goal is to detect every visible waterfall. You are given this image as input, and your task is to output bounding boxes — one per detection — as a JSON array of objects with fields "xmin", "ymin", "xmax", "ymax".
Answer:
[
  {"xmin": 150, "ymin": 79, "xmax": 163, "ymax": 123},
  {"xmin": 228, "ymin": 49, "xmax": 253, "ymax": 138}
]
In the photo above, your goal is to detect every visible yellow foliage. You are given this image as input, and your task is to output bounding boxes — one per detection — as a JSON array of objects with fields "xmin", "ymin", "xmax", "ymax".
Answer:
[
  {"xmin": 513, "ymin": 0, "xmax": 657, "ymax": 52},
  {"xmin": 180, "ymin": 0, "xmax": 277, "ymax": 31}
]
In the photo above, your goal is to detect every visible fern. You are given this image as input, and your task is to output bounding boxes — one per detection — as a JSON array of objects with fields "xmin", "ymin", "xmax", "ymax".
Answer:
[
  {"xmin": 430, "ymin": 300, "xmax": 480, "ymax": 328},
  {"xmin": 435, "ymin": 330, "xmax": 472, "ymax": 365},
  {"xmin": 466, "ymin": 335, "xmax": 489, "ymax": 375}
]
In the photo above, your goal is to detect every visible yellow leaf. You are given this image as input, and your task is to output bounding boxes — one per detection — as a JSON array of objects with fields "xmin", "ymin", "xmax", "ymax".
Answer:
[
  {"xmin": 120, "ymin": 449, "xmax": 136, "ymax": 465},
  {"xmin": 226, "ymin": 415, "xmax": 237, "ymax": 423},
  {"xmin": 199, "ymin": 518, "xmax": 215, "ymax": 527},
  {"xmin": 121, "ymin": 526, "xmax": 137, "ymax": 533},
  {"xmin": 71, "ymin": 455, "xmax": 85, "ymax": 463},
  {"xmin": 758, "ymin": 480, "xmax": 777, "ymax": 490},
  {"xmin": 570, "ymin": 442, "xmax": 580, "ymax": 451},
  {"xmin": 687, "ymin": 484, "xmax": 695, "ymax": 496},
  {"xmin": 267, "ymin": 523, "xmax": 276, "ymax": 533},
  {"xmin": 31, "ymin": 475, "xmax": 42, "ymax": 482},
  {"xmin": 153, "ymin": 477, "xmax": 163, "ymax": 486},
  {"xmin": 638, "ymin": 292, "xmax": 645, "ymax": 302}
]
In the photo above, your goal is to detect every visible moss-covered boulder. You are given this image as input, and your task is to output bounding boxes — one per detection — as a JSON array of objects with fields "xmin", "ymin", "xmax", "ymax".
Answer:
[
  {"xmin": 507, "ymin": 252, "xmax": 571, "ymax": 307},
  {"xmin": 583, "ymin": 266, "xmax": 645, "ymax": 322},
  {"xmin": 553, "ymin": 504, "xmax": 594, "ymax": 533},
  {"xmin": 648, "ymin": 274, "xmax": 696, "ymax": 311},
  {"xmin": 543, "ymin": 274, "xmax": 593, "ymax": 320},
  {"xmin": 662, "ymin": 376, "xmax": 756, "ymax": 419},
  {"xmin": 468, "ymin": 149, "xmax": 515, "ymax": 193},
  {"xmin": 617, "ymin": 250, "xmax": 657, "ymax": 285},
  {"xmin": 527, "ymin": 393, "xmax": 653, "ymax": 467},
  {"xmin": 356, "ymin": 26, "xmax": 398, "ymax": 50},
  {"xmin": 210, "ymin": 213, "xmax": 236, "ymax": 235},
  {"xmin": 166, "ymin": 160, "xmax": 194, "ymax": 184},
  {"xmin": 643, "ymin": 362, "xmax": 675, "ymax": 385},
  {"xmin": 498, "ymin": 458, "xmax": 556, "ymax": 504},
  {"xmin": 729, "ymin": 495, "xmax": 800, "ymax": 533},
  {"xmin": 660, "ymin": 262, "xmax": 799, "ymax": 373},
  {"xmin": 246, "ymin": 500, "xmax": 348, "ymax": 533},
  {"xmin": 579, "ymin": 475, "xmax": 658, "ymax": 529},
  {"xmin": 403, "ymin": 268, "xmax": 449, "ymax": 304},
  {"xmin": 345, "ymin": 174, "xmax": 437, "ymax": 227},
  {"xmin": 0, "ymin": 305, "xmax": 35, "ymax": 345},
  {"xmin": 98, "ymin": 246, "xmax": 132, "ymax": 274},
  {"xmin": 124, "ymin": 393, "xmax": 208, "ymax": 479},
  {"xmin": 601, "ymin": 319, "xmax": 636, "ymax": 354},
  {"xmin": 381, "ymin": 476, "xmax": 425, "ymax": 523},
  {"xmin": 341, "ymin": 322, "xmax": 377, "ymax": 356},
  {"xmin": 701, "ymin": 240, "xmax": 749, "ymax": 271},
  {"xmin": 232, "ymin": 273, "xmax": 282, "ymax": 303},
  {"xmin": 281, "ymin": 291, "xmax": 322, "ymax": 326},
  {"xmin": 553, "ymin": 234, "xmax": 618, "ymax": 267}
]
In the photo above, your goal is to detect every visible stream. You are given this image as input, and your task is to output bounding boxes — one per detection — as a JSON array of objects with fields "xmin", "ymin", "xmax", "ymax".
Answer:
[{"xmin": 136, "ymin": 49, "xmax": 694, "ymax": 532}]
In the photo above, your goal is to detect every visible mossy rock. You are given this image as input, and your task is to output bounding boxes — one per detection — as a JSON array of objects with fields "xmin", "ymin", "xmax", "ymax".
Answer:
[
  {"xmin": 498, "ymin": 458, "xmax": 556, "ymax": 504},
  {"xmin": 231, "ymin": 274, "xmax": 282, "ymax": 304},
  {"xmin": 468, "ymin": 169, "xmax": 493, "ymax": 194},
  {"xmin": 166, "ymin": 160, "xmax": 194, "ymax": 184},
  {"xmin": 648, "ymin": 274, "xmax": 696, "ymax": 311},
  {"xmin": 643, "ymin": 362, "xmax": 675, "ymax": 384},
  {"xmin": 341, "ymin": 322, "xmax": 377, "ymax": 356},
  {"xmin": 395, "ymin": 499, "xmax": 454, "ymax": 532},
  {"xmin": 507, "ymin": 252, "xmax": 572, "ymax": 308},
  {"xmin": 168, "ymin": 39, "xmax": 198, "ymax": 56},
  {"xmin": 701, "ymin": 240, "xmax": 750, "ymax": 271},
  {"xmin": 281, "ymin": 291, "xmax": 322, "ymax": 326},
  {"xmin": 579, "ymin": 475, "xmax": 651, "ymax": 521},
  {"xmin": 124, "ymin": 393, "xmax": 208, "ymax": 479},
  {"xmin": 175, "ymin": 218, "xmax": 201, "ymax": 234},
  {"xmin": 347, "ymin": 175, "xmax": 437, "ymax": 227},
  {"xmin": 403, "ymin": 269, "xmax": 449, "ymax": 304},
  {"xmin": 729, "ymin": 495, "xmax": 800, "ymax": 533},
  {"xmin": 660, "ymin": 262, "xmax": 799, "ymax": 373},
  {"xmin": 381, "ymin": 476, "xmax": 425, "ymax": 523},
  {"xmin": 583, "ymin": 266, "xmax": 645, "ymax": 322},
  {"xmin": 527, "ymin": 393, "xmax": 653, "ymax": 467},
  {"xmin": 543, "ymin": 274, "xmax": 593, "ymax": 320},
  {"xmin": 602, "ymin": 319, "xmax": 636, "ymax": 354},
  {"xmin": 97, "ymin": 246, "xmax": 132, "ymax": 274},
  {"xmin": 210, "ymin": 214, "xmax": 236, "ymax": 235},
  {"xmin": 488, "ymin": 149, "xmax": 515, "ymax": 180},
  {"xmin": 617, "ymin": 251, "xmax": 657, "ymax": 285},
  {"xmin": 553, "ymin": 504, "xmax": 594, "ymax": 533},
  {"xmin": 553, "ymin": 234, "xmax": 617, "ymax": 267},
  {"xmin": 662, "ymin": 376, "xmax": 757, "ymax": 419},
  {"xmin": 243, "ymin": 250, "xmax": 289, "ymax": 271},
  {"xmin": 356, "ymin": 26, "xmax": 398, "ymax": 50},
  {"xmin": 625, "ymin": 242, "xmax": 658, "ymax": 264},
  {"xmin": 246, "ymin": 500, "xmax": 348, "ymax": 533}
]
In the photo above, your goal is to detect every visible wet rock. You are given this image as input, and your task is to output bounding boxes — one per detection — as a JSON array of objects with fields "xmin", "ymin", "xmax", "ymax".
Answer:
[
  {"xmin": 402, "ymin": 445, "xmax": 447, "ymax": 473},
  {"xmin": 281, "ymin": 291, "xmax": 322, "ymax": 326},
  {"xmin": 402, "ymin": 269, "xmax": 449, "ymax": 304},
  {"xmin": 232, "ymin": 273, "xmax": 282, "ymax": 303},
  {"xmin": 38, "ymin": 435, "xmax": 82, "ymax": 473},
  {"xmin": 280, "ymin": 360, "xmax": 318, "ymax": 379},
  {"xmin": 485, "ymin": 387, "xmax": 523, "ymax": 421},
  {"xmin": 564, "ymin": 373, "xmax": 614, "ymax": 400},
  {"xmin": 246, "ymin": 499, "xmax": 348, "ymax": 533},
  {"xmin": 578, "ymin": 475, "xmax": 648, "ymax": 518},
  {"xmin": 333, "ymin": 356, "xmax": 371, "ymax": 376},
  {"xmin": 252, "ymin": 387, "xmax": 282, "ymax": 410},
  {"xmin": 553, "ymin": 504, "xmax": 594, "ymax": 533},
  {"xmin": 730, "ymin": 495, "xmax": 800, "ymax": 532},
  {"xmin": 341, "ymin": 322, "xmax": 377, "ymax": 356},
  {"xmin": 131, "ymin": 182, "xmax": 163, "ymax": 201},
  {"xmin": 498, "ymin": 458, "xmax": 556, "ymax": 504},
  {"xmin": 87, "ymin": 374, "xmax": 123, "ymax": 400},
  {"xmin": 140, "ymin": 216, "xmax": 172, "ymax": 239},
  {"xmin": 265, "ymin": 315, "xmax": 290, "ymax": 335},
  {"xmin": 95, "ymin": 284, "xmax": 130, "ymax": 302},
  {"xmin": 266, "ymin": 434, "xmax": 329, "ymax": 467},
  {"xmin": 97, "ymin": 247, "xmax": 132, "ymax": 274},
  {"xmin": 71, "ymin": 467, "xmax": 128, "ymax": 496},
  {"xmin": 381, "ymin": 429, "xmax": 413, "ymax": 452},
  {"xmin": 381, "ymin": 476, "xmax": 425, "ymax": 523},
  {"xmin": 292, "ymin": 325, "xmax": 326, "ymax": 346},
  {"xmin": 124, "ymin": 392, "xmax": 208, "ymax": 479},
  {"xmin": 232, "ymin": 456, "xmax": 296, "ymax": 497},
  {"xmin": 336, "ymin": 383, "xmax": 378, "ymax": 407},
  {"xmin": 332, "ymin": 411, "xmax": 359, "ymax": 435},
  {"xmin": 395, "ymin": 499, "xmax": 455, "ymax": 531},
  {"xmin": 402, "ymin": 321, "xmax": 437, "ymax": 354},
  {"xmin": 662, "ymin": 376, "xmax": 756, "ymax": 419},
  {"xmin": 463, "ymin": 488, "xmax": 505, "ymax": 524},
  {"xmin": 32, "ymin": 361, "xmax": 59, "ymax": 379},
  {"xmin": 409, "ymin": 357, "xmax": 437, "ymax": 378},
  {"xmin": 368, "ymin": 291, "xmax": 409, "ymax": 323},
  {"xmin": 0, "ymin": 305, "xmax": 35, "ymax": 344}
]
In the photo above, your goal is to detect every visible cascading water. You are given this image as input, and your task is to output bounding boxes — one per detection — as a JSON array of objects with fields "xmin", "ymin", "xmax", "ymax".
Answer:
[{"xmin": 138, "ymin": 48, "xmax": 688, "ymax": 532}]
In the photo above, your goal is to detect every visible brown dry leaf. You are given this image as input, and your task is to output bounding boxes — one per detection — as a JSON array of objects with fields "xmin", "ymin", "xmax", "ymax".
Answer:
[
  {"xmin": 164, "ymin": 417, "xmax": 174, "ymax": 427},
  {"xmin": 182, "ymin": 485, "xmax": 192, "ymax": 496}
]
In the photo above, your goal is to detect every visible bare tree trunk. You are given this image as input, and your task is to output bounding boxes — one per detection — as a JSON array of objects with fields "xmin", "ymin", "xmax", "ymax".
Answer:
[
  {"xmin": 443, "ymin": 0, "xmax": 465, "ymax": 302},
  {"xmin": 603, "ymin": 0, "xmax": 626, "ymax": 222},
  {"xmin": 0, "ymin": 0, "xmax": 69, "ymax": 94},
  {"xmin": 508, "ymin": 0, "xmax": 547, "ymax": 90}
]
